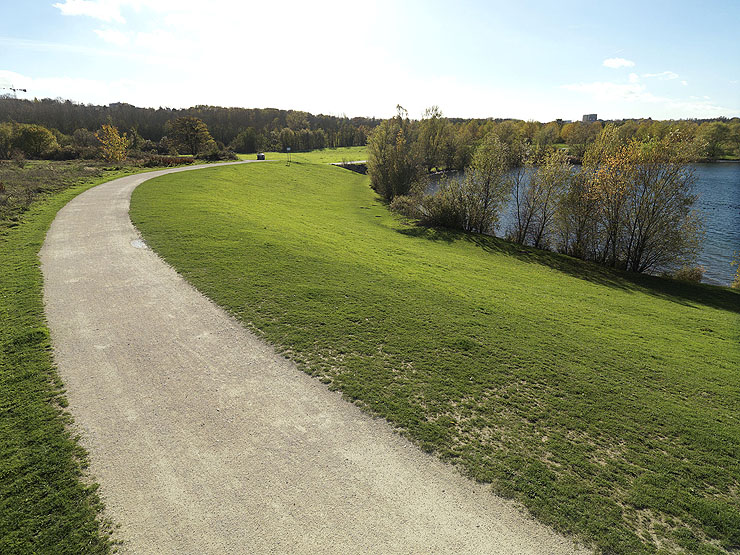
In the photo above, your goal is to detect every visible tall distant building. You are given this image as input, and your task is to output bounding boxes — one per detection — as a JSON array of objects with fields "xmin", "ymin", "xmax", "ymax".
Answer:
[{"xmin": 582, "ymin": 114, "xmax": 598, "ymax": 123}]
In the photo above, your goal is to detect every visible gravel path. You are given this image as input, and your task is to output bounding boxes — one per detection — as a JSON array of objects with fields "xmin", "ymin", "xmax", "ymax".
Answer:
[{"xmin": 40, "ymin": 162, "xmax": 588, "ymax": 554}]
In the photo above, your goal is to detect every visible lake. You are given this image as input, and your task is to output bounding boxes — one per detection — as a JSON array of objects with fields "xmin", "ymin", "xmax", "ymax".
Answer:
[
  {"xmin": 429, "ymin": 162, "xmax": 740, "ymax": 286},
  {"xmin": 693, "ymin": 163, "xmax": 739, "ymax": 285}
]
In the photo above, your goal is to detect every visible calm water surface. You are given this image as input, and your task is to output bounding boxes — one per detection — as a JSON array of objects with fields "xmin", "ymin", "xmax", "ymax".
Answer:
[
  {"xmin": 429, "ymin": 163, "xmax": 740, "ymax": 286},
  {"xmin": 692, "ymin": 163, "xmax": 739, "ymax": 285}
]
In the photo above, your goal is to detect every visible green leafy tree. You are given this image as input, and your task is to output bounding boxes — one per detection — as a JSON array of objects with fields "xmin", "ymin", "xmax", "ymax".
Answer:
[
  {"xmin": 0, "ymin": 122, "xmax": 12, "ymax": 159},
  {"xmin": 492, "ymin": 120, "xmax": 523, "ymax": 145},
  {"xmin": 127, "ymin": 125, "xmax": 145, "ymax": 151},
  {"xmin": 165, "ymin": 116, "xmax": 214, "ymax": 156},
  {"xmin": 312, "ymin": 128, "xmax": 327, "ymax": 150},
  {"xmin": 696, "ymin": 121, "xmax": 730, "ymax": 159},
  {"xmin": 230, "ymin": 128, "xmax": 258, "ymax": 153},
  {"xmin": 367, "ymin": 105, "xmax": 423, "ymax": 201},
  {"xmin": 562, "ymin": 122, "xmax": 600, "ymax": 159},
  {"xmin": 616, "ymin": 120, "xmax": 639, "ymax": 142},
  {"xmin": 728, "ymin": 121, "xmax": 740, "ymax": 157},
  {"xmin": 13, "ymin": 124, "xmax": 58, "ymax": 158},
  {"xmin": 462, "ymin": 133, "xmax": 513, "ymax": 233},
  {"xmin": 279, "ymin": 128, "xmax": 296, "ymax": 151},
  {"xmin": 533, "ymin": 122, "xmax": 560, "ymax": 153},
  {"xmin": 452, "ymin": 122, "xmax": 477, "ymax": 171},
  {"xmin": 416, "ymin": 105, "xmax": 447, "ymax": 172}
]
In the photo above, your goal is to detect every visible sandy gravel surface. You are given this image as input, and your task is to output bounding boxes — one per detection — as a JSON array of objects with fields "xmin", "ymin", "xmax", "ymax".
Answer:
[{"xmin": 40, "ymin": 162, "xmax": 588, "ymax": 554}]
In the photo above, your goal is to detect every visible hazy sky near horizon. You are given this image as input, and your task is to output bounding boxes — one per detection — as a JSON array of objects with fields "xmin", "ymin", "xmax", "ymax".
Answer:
[{"xmin": 0, "ymin": 0, "xmax": 738, "ymax": 120}]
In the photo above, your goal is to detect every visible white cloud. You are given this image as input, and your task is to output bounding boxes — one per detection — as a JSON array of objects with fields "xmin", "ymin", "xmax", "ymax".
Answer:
[
  {"xmin": 134, "ymin": 30, "xmax": 179, "ymax": 53},
  {"xmin": 94, "ymin": 28, "xmax": 129, "ymax": 46},
  {"xmin": 603, "ymin": 57, "xmax": 635, "ymax": 69},
  {"xmin": 643, "ymin": 71, "xmax": 679, "ymax": 80},
  {"xmin": 681, "ymin": 80, "xmax": 688, "ymax": 86},
  {"xmin": 27, "ymin": 1, "xmax": 738, "ymax": 120},
  {"xmin": 52, "ymin": 0, "xmax": 126, "ymax": 23}
]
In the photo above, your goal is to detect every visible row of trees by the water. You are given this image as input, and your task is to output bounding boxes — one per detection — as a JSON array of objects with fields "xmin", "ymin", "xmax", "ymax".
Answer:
[
  {"xmin": 371, "ymin": 106, "xmax": 722, "ymax": 281},
  {"xmin": 368, "ymin": 106, "xmax": 739, "ymax": 177}
]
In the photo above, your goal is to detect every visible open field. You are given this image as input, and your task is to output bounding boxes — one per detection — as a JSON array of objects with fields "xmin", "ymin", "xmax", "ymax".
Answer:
[
  {"xmin": 131, "ymin": 161, "xmax": 740, "ymax": 554},
  {"xmin": 0, "ymin": 166, "xmax": 148, "ymax": 553},
  {"xmin": 237, "ymin": 145, "xmax": 366, "ymax": 164}
]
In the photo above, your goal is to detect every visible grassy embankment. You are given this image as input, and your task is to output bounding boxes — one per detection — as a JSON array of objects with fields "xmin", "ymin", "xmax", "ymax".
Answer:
[
  {"xmin": 237, "ymin": 145, "xmax": 367, "ymax": 163},
  {"xmin": 0, "ymin": 161, "xmax": 150, "ymax": 554},
  {"xmin": 131, "ymin": 159, "xmax": 740, "ymax": 554}
]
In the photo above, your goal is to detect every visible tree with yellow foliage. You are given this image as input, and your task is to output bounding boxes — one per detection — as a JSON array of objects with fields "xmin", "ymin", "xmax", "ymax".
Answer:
[
  {"xmin": 96, "ymin": 124, "xmax": 127, "ymax": 162},
  {"xmin": 582, "ymin": 126, "xmax": 703, "ymax": 273}
]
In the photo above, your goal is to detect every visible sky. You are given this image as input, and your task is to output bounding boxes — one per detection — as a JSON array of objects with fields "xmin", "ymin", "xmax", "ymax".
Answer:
[{"xmin": 0, "ymin": 0, "xmax": 738, "ymax": 121}]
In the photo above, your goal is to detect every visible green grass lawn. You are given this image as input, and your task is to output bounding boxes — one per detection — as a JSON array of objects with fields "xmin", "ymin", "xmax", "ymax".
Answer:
[
  {"xmin": 0, "ymin": 164, "xmax": 150, "ymax": 554},
  {"xmin": 131, "ymin": 161, "xmax": 740, "ymax": 554},
  {"xmin": 237, "ymin": 145, "xmax": 366, "ymax": 164}
]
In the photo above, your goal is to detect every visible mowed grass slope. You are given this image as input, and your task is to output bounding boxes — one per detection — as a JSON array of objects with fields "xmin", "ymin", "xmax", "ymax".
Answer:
[
  {"xmin": 131, "ymin": 162, "xmax": 740, "ymax": 554},
  {"xmin": 237, "ymin": 145, "xmax": 366, "ymax": 164}
]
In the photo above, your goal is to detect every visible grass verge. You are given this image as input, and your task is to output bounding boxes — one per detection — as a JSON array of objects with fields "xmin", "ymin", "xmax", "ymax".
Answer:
[
  {"xmin": 236, "ymin": 145, "xmax": 366, "ymax": 164},
  {"xmin": 1, "ymin": 164, "xmax": 147, "ymax": 554},
  {"xmin": 130, "ymin": 161, "xmax": 739, "ymax": 554}
]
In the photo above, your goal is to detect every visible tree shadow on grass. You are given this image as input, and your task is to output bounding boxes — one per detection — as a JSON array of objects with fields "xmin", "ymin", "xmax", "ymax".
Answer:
[{"xmin": 397, "ymin": 226, "xmax": 740, "ymax": 315}]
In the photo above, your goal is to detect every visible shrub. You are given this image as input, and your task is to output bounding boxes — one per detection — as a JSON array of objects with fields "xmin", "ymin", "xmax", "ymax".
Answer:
[
  {"xmin": 418, "ymin": 186, "xmax": 465, "ymax": 230},
  {"xmin": 139, "ymin": 155, "xmax": 196, "ymax": 167},
  {"xmin": 389, "ymin": 194, "xmax": 421, "ymax": 219},
  {"xmin": 673, "ymin": 266, "xmax": 705, "ymax": 283},
  {"xmin": 0, "ymin": 122, "xmax": 12, "ymax": 159},
  {"xmin": 196, "ymin": 146, "xmax": 237, "ymax": 162},
  {"xmin": 50, "ymin": 145, "xmax": 82, "ymax": 161},
  {"xmin": 13, "ymin": 124, "xmax": 59, "ymax": 158}
]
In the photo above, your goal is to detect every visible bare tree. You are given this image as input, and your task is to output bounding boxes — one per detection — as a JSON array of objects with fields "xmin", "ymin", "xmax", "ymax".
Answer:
[{"xmin": 510, "ymin": 144, "xmax": 572, "ymax": 249}]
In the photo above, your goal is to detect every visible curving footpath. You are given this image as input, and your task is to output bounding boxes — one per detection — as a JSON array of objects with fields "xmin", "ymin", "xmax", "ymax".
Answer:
[{"xmin": 40, "ymin": 162, "xmax": 588, "ymax": 554}]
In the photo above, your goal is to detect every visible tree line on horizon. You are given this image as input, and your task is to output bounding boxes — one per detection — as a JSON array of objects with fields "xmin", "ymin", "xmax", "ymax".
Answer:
[
  {"xmin": 0, "ymin": 97, "xmax": 373, "ymax": 159},
  {"xmin": 0, "ymin": 96, "xmax": 738, "ymax": 162}
]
